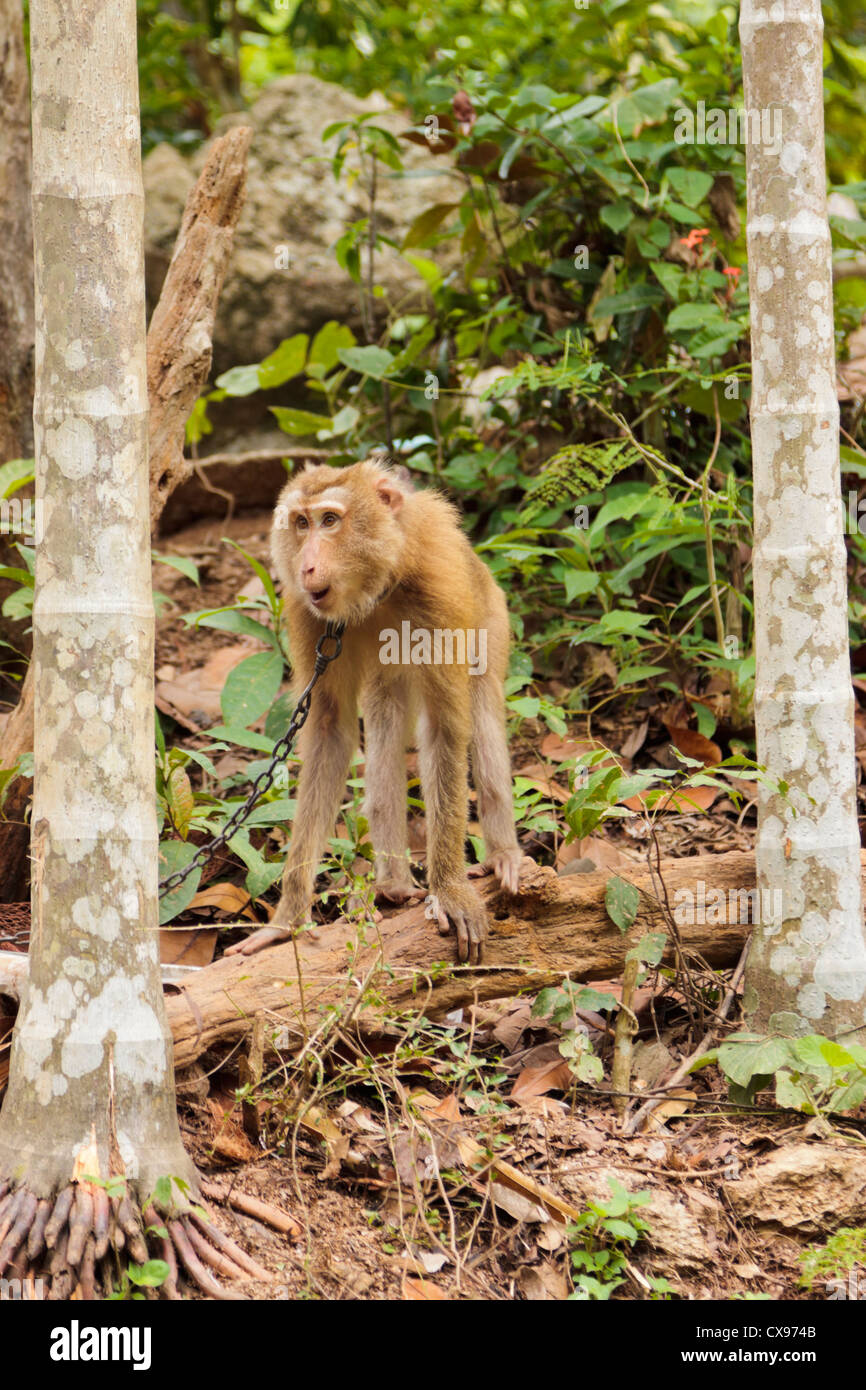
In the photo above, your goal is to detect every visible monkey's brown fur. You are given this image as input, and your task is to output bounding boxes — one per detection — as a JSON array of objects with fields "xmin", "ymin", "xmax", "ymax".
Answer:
[{"xmin": 226, "ymin": 458, "xmax": 520, "ymax": 962}]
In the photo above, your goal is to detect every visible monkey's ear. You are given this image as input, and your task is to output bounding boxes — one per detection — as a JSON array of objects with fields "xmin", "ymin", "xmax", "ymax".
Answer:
[
  {"xmin": 375, "ymin": 477, "xmax": 405, "ymax": 514},
  {"xmin": 391, "ymin": 464, "xmax": 415, "ymax": 491}
]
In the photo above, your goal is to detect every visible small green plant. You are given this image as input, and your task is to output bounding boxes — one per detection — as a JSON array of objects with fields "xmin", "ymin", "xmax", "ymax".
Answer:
[
  {"xmin": 799, "ymin": 1227, "xmax": 866, "ymax": 1296},
  {"xmin": 566, "ymin": 1178, "xmax": 656, "ymax": 1300},
  {"xmin": 699, "ymin": 1033, "xmax": 866, "ymax": 1116},
  {"xmin": 106, "ymin": 1260, "xmax": 170, "ymax": 1300},
  {"xmin": 532, "ymin": 982, "xmax": 618, "ymax": 1086}
]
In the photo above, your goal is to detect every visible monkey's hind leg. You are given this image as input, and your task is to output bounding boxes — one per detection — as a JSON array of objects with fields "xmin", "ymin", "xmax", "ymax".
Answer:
[
  {"xmin": 362, "ymin": 677, "xmax": 420, "ymax": 904},
  {"xmin": 225, "ymin": 686, "xmax": 357, "ymax": 956},
  {"xmin": 468, "ymin": 671, "xmax": 522, "ymax": 893},
  {"xmin": 417, "ymin": 688, "xmax": 488, "ymax": 964}
]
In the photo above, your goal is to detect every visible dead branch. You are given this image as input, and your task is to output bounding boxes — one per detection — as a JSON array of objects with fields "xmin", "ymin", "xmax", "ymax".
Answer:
[{"xmin": 147, "ymin": 125, "xmax": 252, "ymax": 532}]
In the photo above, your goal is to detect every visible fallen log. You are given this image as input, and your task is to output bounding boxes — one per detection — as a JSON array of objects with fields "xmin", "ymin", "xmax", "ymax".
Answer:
[{"xmin": 164, "ymin": 852, "xmax": 758, "ymax": 1069}]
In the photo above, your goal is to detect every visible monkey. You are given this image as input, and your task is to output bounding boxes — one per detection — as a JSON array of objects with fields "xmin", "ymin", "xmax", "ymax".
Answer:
[{"xmin": 225, "ymin": 457, "xmax": 522, "ymax": 963}]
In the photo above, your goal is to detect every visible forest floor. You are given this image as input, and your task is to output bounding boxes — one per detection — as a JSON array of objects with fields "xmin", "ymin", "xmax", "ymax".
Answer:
[
  {"xmin": 2, "ymin": 508, "xmax": 863, "ymax": 1300},
  {"xmin": 146, "ymin": 508, "xmax": 866, "ymax": 1302}
]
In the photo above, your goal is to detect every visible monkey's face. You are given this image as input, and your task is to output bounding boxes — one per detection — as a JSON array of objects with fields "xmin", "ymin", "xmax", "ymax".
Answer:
[{"xmin": 272, "ymin": 463, "xmax": 407, "ymax": 625}]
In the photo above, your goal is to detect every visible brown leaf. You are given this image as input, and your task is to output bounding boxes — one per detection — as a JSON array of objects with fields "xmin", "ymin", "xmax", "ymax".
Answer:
[
  {"xmin": 457, "ymin": 1137, "xmax": 586, "ymax": 1224},
  {"xmin": 556, "ymin": 834, "xmax": 637, "ymax": 873},
  {"xmin": 619, "ymin": 720, "xmax": 649, "ymax": 759},
  {"xmin": 518, "ymin": 1265, "xmax": 570, "ymax": 1300},
  {"xmin": 513, "ymin": 762, "xmax": 570, "ymax": 804},
  {"xmin": 511, "ymin": 1058, "xmax": 574, "ymax": 1101},
  {"xmin": 429, "ymin": 1093, "xmax": 462, "ymax": 1123},
  {"xmin": 621, "ymin": 783, "xmax": 720, "ymax": 813},
  {"xmin": 492, "ymin": 1002, "xmax": 533, "ymax": 1052},
  {"xmin": 190, "ymin": 882, "xmax": 259, "ymax": 921},
  {"xmin": 540, "ymin": 733, "xmax": 601, "ymax": 763},
  {"xmin": 404, "ymin": 1277, "xmax": 449, "ymax": 1300},
  {"xmin": 708, "ymin": 174, "xmax": 741, "ymax": 241},
  {"xmin": 663, "ymin": 724, "xmax": 722, "ymax": 765},
  {"xmin": 158, "ymin": 926, "xmax": 218, "ymax": 968}
]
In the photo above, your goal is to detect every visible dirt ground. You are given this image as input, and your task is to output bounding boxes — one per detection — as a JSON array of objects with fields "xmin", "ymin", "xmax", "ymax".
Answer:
[{"xmin": 147, "ymin": 507, "xmax": 866, "ymax": 1302}]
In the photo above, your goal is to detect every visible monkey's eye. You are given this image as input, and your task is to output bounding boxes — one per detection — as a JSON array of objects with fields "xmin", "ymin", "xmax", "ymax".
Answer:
[
  {"xmin": 295, "ymin": 516, "xmax": 309, "ymax": 531},
  {"xmin": 320, "ymin": 512, "xmax": 340, "ymax": 529}
]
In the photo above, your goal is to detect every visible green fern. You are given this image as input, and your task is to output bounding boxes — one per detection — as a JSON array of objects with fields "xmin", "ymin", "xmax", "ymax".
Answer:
[{"xmin": 522, "ymin": 439, "xmax": 642, "ymax": 518}]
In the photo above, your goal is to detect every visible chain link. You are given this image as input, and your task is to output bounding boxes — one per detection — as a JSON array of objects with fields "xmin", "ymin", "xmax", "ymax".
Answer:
[{"xmin": 158, "ymin": 620, "xmax": 346, "ymax": 901}]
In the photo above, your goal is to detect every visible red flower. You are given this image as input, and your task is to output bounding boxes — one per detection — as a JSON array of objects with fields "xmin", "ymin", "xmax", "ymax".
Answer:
[{"xmin": 680, "ymin": 227, "xmax": 711, "ymax": 251}]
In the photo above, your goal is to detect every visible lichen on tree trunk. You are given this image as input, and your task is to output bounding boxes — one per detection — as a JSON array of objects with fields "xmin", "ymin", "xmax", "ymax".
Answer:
[{"xmin": 740, "ymin": 0, "xmax": 866, "ymax": 1036}]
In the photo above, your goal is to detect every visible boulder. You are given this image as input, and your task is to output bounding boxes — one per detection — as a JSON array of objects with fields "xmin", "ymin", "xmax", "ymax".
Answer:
[{"xmin": 144, "ymin": 75, "xmax": 460, "ymax": 376}]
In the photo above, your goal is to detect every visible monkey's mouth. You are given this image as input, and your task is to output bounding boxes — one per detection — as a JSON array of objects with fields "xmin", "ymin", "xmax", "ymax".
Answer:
[{"xmin": 309, "ymin": 587, "xmax": 330, "ymax": 607}]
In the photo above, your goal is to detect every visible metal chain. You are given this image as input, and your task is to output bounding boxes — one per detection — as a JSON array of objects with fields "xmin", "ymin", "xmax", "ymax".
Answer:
[{"xmin": 158, "ymin": 619, "xmax": 346, "ymax": 900}]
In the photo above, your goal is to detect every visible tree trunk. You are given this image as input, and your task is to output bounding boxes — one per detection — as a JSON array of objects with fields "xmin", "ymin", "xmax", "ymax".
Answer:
[
  {"xmin": 0, "ymin": 0, "xmax": 194, "ymax": 1201},
  {"xmin": 739, "ymin": 0, "xmax": 866, "ymax": 1037},
  {"xmin": 0, "ymin": 0, "xmax": 34, "ymax": 464},
  {"xmin": 0, "ymin": 121, "xmax": 251, "ymax": 905}
]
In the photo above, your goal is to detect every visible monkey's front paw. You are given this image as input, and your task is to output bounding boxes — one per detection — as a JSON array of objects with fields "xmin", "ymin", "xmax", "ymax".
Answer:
[
  {"xmin": 424, "ymin": 885, "xmax": 488, "ymax": 965},
  {"xmin": 468, "ymin": 848, "xmax": 522, "ymax": 894}
]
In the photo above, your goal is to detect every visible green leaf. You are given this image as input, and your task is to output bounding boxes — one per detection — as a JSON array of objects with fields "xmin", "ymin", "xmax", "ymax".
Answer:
[
  {"xmin": 402, "ymin": 202, "xmax": 460, "ymax": 249},
  {"xmin": 717, "ymin": 1036, "xmax": 791, "ymax": 1088},
  {"xmin": 271, "ymin": 406, "xmax": 333, "ymax": 436},
  {"xmin": 0, "ymin": 566, "xmax": 33, "ymax": 587},
  {"xmin": 508, "ymin": 696, "xmax": 540, "ymax": 718},
  {"xmin": 606, "ymin": 875, "xmax": 639, "ymax": 932},
  {"xmin": 221, "ymin": 650, "xmax": 284, "ymax": 728},
  {"xmin": 328, "ymin": 405, "xmax": 361, "ymax": 435},
  {"xmin": 616, "ymin": 663, "xmax": 667, "ymax": 686},
  {"xmin": 667, "ymin": 302, "xmax": 726, "ymax": 332},
  {"xmin": 258, "ymin": 334, "xmax": 309, "ymax": 389},
  {"xmin": 215, "ymin": 363, "xmax": 262, "ymax": 397},
  {"xmin": 128, "ymin": 1260, "xmax": 169, "ymax": 1289},
  {"xmin": 337, "ymin": 345, "xmax": 395, "ymax": 379},
  {"xmin": 563, "ymin": 569, "xmax": 600, "ymax": 601},
  {"xmin": 600, "ymin": 202, "xmax": 632, "ymax": 234},
  {"xmin": 403, "ymin": 252, "xmax": 443, "ymax": 290},
  {"xmin": 152, "ymin": 552, "xmax": 200, "ymax": 585},
  {"xmin": 666, "ymin": 168, "xmax": 714, "ymax": 208},
  {"xmin": 593, "ymin": 285, "xmax": 665, "ymax": 317},
  {"xmin": 206, "ymin": 726, "xmax": 275, "ymax": 752},
  {"xmin": 265, "ymin": 690, "xmax": 296, "ymax": 741},
  {"xmin": 0, "ymin": 458, "xmax": 34, "ymax": 497},
  {"xmin": 166, "ymin": 765, "xmax": 194, "ymax": 839},
  {"xmin": 242, "ymin": 798, "xmax": 296, "ymax": 828},
  {"xmin": 627, "ymin": 931, "xmax": 666, "ymax": 967},
  {"xmin": 499, "ymin": 135, "xmax": 524, "ymax": 179},
  {"xmin": 615, "ymin": 78, "xmax": 680, "ymax": 132},
  {"xmin": 573, "ymin": 986, "xmax": 619, "ymax": 1013},
  {"xmin": 222, "ymin": 539, "xmax": 279, "ymax": 611},
  {"xmin": 775, "ymin": 1072, "xmax": 813, "ymax": 1114},
  {"xmin": 185, "ymin": 607, "xmax": 279, "ymax": 648},
  {"xmin": 308, "ymin": 320, "xmax": 357, "ymax": 374},
  {"xmin": 158, "ymin": 840, "xmax": 201, "ymax": 925},
  {"xmin": 227, "ymin": 831, "xmax": 284, "ymax": 900},
  {"xmin": 651, "ymin": 260, "xmax": 684, "ymax": 299}
]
